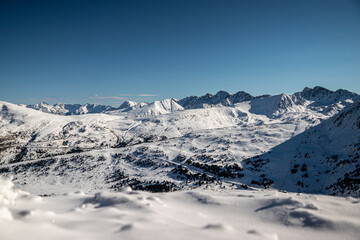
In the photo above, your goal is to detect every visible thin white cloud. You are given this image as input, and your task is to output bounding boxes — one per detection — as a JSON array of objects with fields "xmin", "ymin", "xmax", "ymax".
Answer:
[
  {"xmin": 138, "ymin": 94, "xmax": 159, "ymax": 97},
  {"xmin": 89, "ymin": 95, "xmax": 127, "ymax": 100},
  {"xmin": 90, "ymin": 93, "xmax": 158, "ymax": 100}
]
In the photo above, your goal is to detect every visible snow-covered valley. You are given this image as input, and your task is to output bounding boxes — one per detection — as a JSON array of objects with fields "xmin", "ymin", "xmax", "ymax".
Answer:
[{"xmin": 0, "ymin": 86, "xmax": 359, "ymax": 239}]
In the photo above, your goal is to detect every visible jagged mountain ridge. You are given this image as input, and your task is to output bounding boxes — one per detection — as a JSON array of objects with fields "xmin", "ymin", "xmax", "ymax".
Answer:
[
  {"xmin": 108, "ymin": 98, "xmax": 184, "ymax": 117},
  {"xmin": 296, "ymin": 86, "xmax": 358, "ymax": 106},
  {"xmin": 178, "ymin": 90, "xmax": 253, "ymax": 109},
  {"xmin": 27, "ymin": 102, "xmax": 117, "ymax": 115},
  {"xmin": 25, "ymin": 86, "xmax": 358, "ymax": 117}
]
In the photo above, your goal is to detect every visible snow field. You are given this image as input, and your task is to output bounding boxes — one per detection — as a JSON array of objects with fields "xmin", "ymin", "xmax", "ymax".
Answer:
[{"xmin": 0, "ymin": 177, "xmax": 359, "ymax": 240}]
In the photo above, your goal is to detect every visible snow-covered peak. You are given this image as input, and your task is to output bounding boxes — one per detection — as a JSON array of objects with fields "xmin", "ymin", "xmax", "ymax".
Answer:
[
  {"xmin": 178, "ymin": 90, "xmax": 253, "ymax": 109},
  {"xmin": 157, "ymin": 98, "xmax": 184, "ymax": 112},
  {"xmin": 297, "ymin": 86, "xmax": 358, "ymax": 106},
  {"xmin": 119, "ymin": 101, "xmax": 141, "ymax": 109},
  {"xmin": 27, "ymin": 102, "xmax": 116, "ymax": 115},
  {"xmin": 133, "ymin": 98, "xmax": 184, "ymax": 117},
  {"xmin": 108, "ymin": 98, "xmax": 183, "ymax": 117},
  {"xmin": 230, "ymin": 91, "xmax": 253, "ymax": 103}
]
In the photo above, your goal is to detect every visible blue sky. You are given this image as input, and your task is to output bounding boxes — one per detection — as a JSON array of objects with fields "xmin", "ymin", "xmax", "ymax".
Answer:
[{"xmin": 1, "ymin": 0, "xmax": 359, "ymax": 106}]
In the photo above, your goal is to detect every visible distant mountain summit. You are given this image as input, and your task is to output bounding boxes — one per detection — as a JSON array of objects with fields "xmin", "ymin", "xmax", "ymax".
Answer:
[
  {"xmin": 27, "ymin": 102, "xmax": 117, "ymax": 115},
  {"xmin": 178, "ymin": 90, "xmax": 253, "ymax": 109},
  {"xmin": 108, "ymin": 98, "xmax": 183, "ymax": 117},
  {"xmin": 295, "ymin": 86, "xmax": 358, "ymax": 105}
]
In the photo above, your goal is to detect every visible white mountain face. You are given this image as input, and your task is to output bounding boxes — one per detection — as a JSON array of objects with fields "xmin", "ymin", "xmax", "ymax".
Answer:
[
  {"xmin": 108, "ymin": 98, "xmax": 184, "ymax": 117},
  {"xmin": 27, "ymin": 102, "xmax": 117, "ymax": 115},
  {"xmin": 248, "ymin": 93, "xmax": 308, "ymax": 117},
  {"xmin": 0, "ymin": 86, "xmax": 359, "ymax": 198},
  {"xmin": 118, "ymin": 100, "xmax": 147, "ymax": 109}
]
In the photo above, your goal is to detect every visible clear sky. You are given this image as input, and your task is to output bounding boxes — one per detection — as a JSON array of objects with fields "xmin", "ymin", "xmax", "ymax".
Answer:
[{"xmin": 1, "ymin": 0, "xmax": 360, "ymax": 106}]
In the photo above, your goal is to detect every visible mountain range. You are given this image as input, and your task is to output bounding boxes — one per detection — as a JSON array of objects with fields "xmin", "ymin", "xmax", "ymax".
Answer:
[
  {"xmin": 0, "ymin": 86, "xmax": 359, "ymax": 197},
  {"xmin": 26, "ymin": 86, "xmax": 358, "ymax": 117}
]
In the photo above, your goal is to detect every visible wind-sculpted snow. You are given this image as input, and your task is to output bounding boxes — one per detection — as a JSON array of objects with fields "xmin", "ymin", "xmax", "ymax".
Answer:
[{"xmin": 0, "ymin": 177, "xmax": 359, "ymax": 240}]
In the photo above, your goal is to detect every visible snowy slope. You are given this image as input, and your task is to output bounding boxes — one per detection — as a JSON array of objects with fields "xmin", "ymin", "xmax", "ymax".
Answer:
[
  {"xmin": 1, "ymin": 176, "xmax": 359, "ymax": 240},
  {"xmin": 241, "ymin": 100, "xmax": 360, "ymax": 196},
  {"xmin": 0, "ymin": 101, "xmax": 122, "ymax": 163}
]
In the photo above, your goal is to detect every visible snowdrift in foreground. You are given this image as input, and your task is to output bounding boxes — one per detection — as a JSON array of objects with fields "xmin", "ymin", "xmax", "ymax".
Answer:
[{"xmin": 0, "ymin": 177, "xmax": 359, "ymax": 240}]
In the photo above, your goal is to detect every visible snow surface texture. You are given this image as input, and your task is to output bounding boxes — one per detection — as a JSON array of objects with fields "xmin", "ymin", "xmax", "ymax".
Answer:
[
  {"xmin": 0, "ymin": 177, "xmax": 359, "ymax": 240},
  {"xmin": 0, "ymin": 86, "xmax": 359, "ymax": 197}
]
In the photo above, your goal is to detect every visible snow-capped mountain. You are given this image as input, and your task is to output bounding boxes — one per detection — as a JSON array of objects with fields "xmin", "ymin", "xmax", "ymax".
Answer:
[
  {"xmin": 178, "ymin": 90, "xmax": 253, "ymax": 109},
  {"xmin": 26, "ymin": 86, "xmax": 358, "ymax": 119},
  {"xmin": 0, "ymin": 86, "xmax": 359, "ymax": 197},
  {"xmin": 241, "ymin": 100, "xmax": 360, "ymax": 196},
  {"xmin": 118, "ymin": 100, "xmax": 147, "ymax": 109},
  {"xmin": 27, "ymin": 102, "xmax": 117, "ymax": 115},
  {"xmin": 108, "ymin": 98, "xmax": 184, "ymax": 117},
  {"xmin": 296, "ymin": 86, "xmax": 358, "ymax": 105}
]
